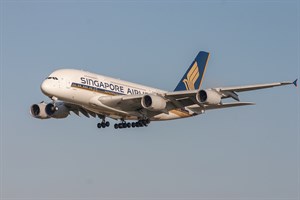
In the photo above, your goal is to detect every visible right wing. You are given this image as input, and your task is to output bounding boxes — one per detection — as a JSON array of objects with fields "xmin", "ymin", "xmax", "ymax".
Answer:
[
  {"xmin": 164, "ymin": 79, "xmax": 297, "ymax": 111},
  {"xmin": 213, "ymin": 80, "xmax": 297, "ymax": 101},
  {"xmin": 68, "ymin": 79, "xmax": 296, "ymax": 119}
]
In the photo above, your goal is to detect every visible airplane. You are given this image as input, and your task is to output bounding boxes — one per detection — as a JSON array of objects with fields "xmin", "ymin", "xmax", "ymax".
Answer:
[{"xmin": 30, "ymin": 51, "xmax": 298, "ymax": 129}]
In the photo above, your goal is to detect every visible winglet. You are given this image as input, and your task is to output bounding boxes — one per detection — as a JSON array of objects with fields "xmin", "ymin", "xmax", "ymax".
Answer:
[{"xmin": 293, "ymin": 79, "xmax": 298, "ymax": 87}]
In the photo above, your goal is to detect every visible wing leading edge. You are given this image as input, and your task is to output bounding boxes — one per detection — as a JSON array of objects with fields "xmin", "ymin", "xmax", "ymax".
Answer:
[{"xmin": 219, "ymin": 81, "xmax": 295, "ymax": 93}]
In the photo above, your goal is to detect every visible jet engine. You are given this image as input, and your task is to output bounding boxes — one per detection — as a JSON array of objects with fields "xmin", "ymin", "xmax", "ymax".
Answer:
[
  {"xmin": 30, "ymin": 101, "xmax": 69, "ymax": 119},
  {"xmin": 45, "ymin": 102, "xmax": 70, "ymax": 119},
  {"xmin": 30, "ymin": 102, "xmax": 50, "ymax": 119},
  {"xmin": 141, "ymin": 95, "xmax": 167, "ymax": 111},
  {"xmin": 197, "ymin": 89, "xmax": 221, "ymax": 105}
]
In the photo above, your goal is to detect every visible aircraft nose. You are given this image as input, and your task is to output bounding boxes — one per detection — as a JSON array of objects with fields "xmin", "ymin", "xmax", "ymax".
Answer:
[{"xmin": 40, "ymin": 80, "xmax": 51, "ymax": 95}]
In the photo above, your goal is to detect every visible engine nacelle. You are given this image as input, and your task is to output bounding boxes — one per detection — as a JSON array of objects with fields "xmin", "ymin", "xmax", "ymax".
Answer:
[
  {"xmin": 141, "ymin": 94, "xmax": 167, "ymax": 111},
  {"xmin": 30, "ymin": 102, "xmax": 50, "ymax": 119},
  {"xmin": 45, "ymin": 102, "xmax": 69, "ymax": 119},
  {"xmin": 197, "ymin": 89, "xmax": 221, "ymax": 105}
]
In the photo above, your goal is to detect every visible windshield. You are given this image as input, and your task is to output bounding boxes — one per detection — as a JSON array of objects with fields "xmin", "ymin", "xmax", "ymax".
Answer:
[{"xmin": 46, "ymin": 77, "xmax": 58, "ymax": 80}]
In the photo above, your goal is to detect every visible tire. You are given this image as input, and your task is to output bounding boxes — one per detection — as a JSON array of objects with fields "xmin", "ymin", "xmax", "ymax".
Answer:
[
  {"xmin": 145, "ymin": 119, "xmax": 150, "ymax": 124},
  {"xmin": 132, "ymin": 122, "xmax": 136, "ymax": 128},
  {"xmin": 118, "ymin": 123, "xmax": 123, "ymax": 129},
  {"xmin": 138, "ymin": 122, "xmax": 143, "ymax": 127}
]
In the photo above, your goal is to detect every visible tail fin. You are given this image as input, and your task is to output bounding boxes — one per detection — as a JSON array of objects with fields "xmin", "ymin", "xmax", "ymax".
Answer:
[{"xmin": 174, "ymin": 51, "xmax": 210, "ymax": 91}]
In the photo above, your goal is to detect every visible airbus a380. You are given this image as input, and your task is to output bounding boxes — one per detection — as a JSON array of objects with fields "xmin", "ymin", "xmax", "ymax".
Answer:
[{"xmin": 30, "ymin": 51, "xmax": 297, "ymax": 129}]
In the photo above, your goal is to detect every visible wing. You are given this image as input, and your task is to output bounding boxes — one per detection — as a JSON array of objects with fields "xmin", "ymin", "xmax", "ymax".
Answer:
[
  {"xmin": 215, "ymin": 80, "xmax": 296, "ymax": 101},
  {"xmin": 64, "ymin": 102, "xmax": 106, "ymax": 119},
  {"xmin": 220, "ymin": 81, "xmax": 293, "ymax": 92},
  {"xmin": 88, "ymin": 95, "xmax": 162, "ymax": 119},
  {"xmin": 164, "ymin": 80, "xmax": 296, "ymax": 109},
  {"xmin": 187, "ymin": 102, "xmax": 255, "ymax": 114},
  {"xmin": 75, "ymin": 80, "xmax": 296, "ymax": 119}
]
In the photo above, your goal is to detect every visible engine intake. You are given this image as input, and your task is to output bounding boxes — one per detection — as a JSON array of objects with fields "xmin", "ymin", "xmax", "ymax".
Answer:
[
  {"xmin": 30, "ymin": 102, "xmax": 49, "ymax": 119},
  {"xmin": 197, "ymin": 89, "xmax": 221, "ymax": 105},
  {"xmin": 141, "ymin": 95, "xmax": 167, "ymax": 111}
]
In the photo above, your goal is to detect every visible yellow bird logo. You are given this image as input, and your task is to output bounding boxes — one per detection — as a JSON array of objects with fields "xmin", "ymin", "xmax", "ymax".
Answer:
[{"xmin": 182, "ymin": 61, "xmax": 199, "ymax": 90}]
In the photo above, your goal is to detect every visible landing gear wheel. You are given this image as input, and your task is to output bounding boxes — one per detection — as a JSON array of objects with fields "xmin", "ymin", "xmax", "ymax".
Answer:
[
  {"xmin": 97, "ymin": 116, "xmax": 110, "ymax": 129},
  {"xmin": 135, "ymin": 122, "xmax": 140, "ymax": 127},
  {"xmin": 145, "ymin": 119, "xmax": 150, "ymax": 124},
  {"xmin": 131, "ymin": 122, "xmax": 136, "ymax": 128},
  {"xmin": 141, "ymin": 120, "xmax": 147, "ymax": 126},
  {"xmin": 138, "ymin": 121, "xmax": 143, "ymax": 127},
  {"xmin": 118, "ymin": 123, "xmax": 123, "ymax": 129},
  {"xmin": 114, "ymin": 124, "xmax": 118, "ymax": 129},
  {"xmin": 101, "ymin": 122, "xmax": 106, "ymax": 128}
]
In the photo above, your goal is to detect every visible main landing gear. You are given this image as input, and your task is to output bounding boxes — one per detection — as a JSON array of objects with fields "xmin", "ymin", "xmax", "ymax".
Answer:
[
  {"xmin": 97, "ymin": 119, "xmax": 110, "ymax": 128},
  {"xmin": 96, "ymin": 118, "xmax": 150, "ymax": 129},
  {"xmin": 114, "ymin": 119, "xmax": 150, "ymax": 129}
]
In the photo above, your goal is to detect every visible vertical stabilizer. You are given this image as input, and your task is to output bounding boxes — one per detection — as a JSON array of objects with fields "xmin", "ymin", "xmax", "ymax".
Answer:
[{"xmin": 174, "ymin": 51, "xmax": 210, "ymax": 91}]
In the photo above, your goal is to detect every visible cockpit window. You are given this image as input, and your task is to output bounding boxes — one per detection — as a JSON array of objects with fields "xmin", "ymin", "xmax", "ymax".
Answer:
[{"xmin": 46, "ymin": 77, "xmax": 58, "ymax": 80}]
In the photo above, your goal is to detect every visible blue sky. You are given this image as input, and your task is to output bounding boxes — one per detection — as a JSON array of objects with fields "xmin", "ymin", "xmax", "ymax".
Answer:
[{"xmin": 1, "ymin": 1, "xmax": 299, "ymax": 200}]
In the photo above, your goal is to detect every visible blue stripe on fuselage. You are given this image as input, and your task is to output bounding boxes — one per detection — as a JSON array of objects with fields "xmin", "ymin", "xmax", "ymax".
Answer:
[{"xmin": 71, "ymin": 82, "xmax": 125, "ymax": 96}]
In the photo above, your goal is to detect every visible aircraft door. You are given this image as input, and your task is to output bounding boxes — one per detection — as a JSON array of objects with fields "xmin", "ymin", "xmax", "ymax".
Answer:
[{"xmin": 65, "ymin": 78, "xmax": 76, "ymax": 100}]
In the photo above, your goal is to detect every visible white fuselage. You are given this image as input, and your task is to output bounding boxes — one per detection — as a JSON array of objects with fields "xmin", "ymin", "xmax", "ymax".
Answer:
[
  {"xmin": 32, "ymin": 51, "xmax": 296, "ymax": 128},
  {"xmin": 41, "ymin": 69, "xmax": 192, "ymax": 121}
]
